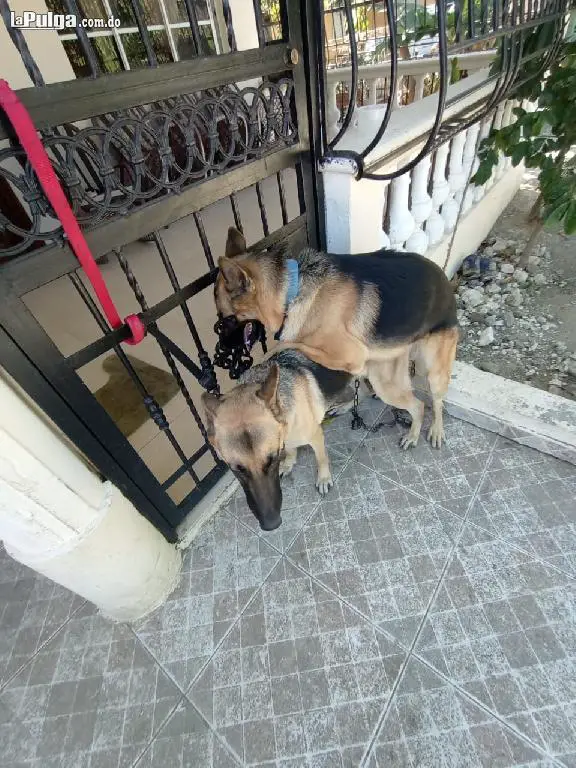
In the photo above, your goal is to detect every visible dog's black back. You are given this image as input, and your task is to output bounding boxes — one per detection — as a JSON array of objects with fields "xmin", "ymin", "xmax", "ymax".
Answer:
[{"xmin": 330, "ymin": 250, "xmax": 457, "ymax": 341}]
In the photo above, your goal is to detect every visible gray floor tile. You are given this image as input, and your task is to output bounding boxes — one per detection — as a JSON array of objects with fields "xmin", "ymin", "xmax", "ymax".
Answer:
[
  {"xmin": 416, "ymin": 522, "xmax": 576, "ymax": 763},
  {"xmin": 134, "ymin": 513, "xmax": 280, "ymax": 691},
  {"xmin": 0, "ymin": 546, "xmax": 84, "ymax": 687},
  {"xmin": 468, "ymin": 437, "xmax": 576, "ymax": 576},
  {"xmin": 0, "ymin": 603, "xmax": 181, "ymax": 768},
  {"xmin": 286, "ymin": 462, "xmax": 463, "ymax": 647},
  {"xmin": 188, "ymin": 558, "xmax": 406, "ymax": 767},
  {"xmin": 365, "ymin": 656, "xmax": 550, "ymax": 767},
  {"xmin": 135, "ymin": 699, "xmax": 241, "ymax": 767},
  {"xmin": 227, "ymin": 446, "xmax": 350, "ymax": 553},
  {"xmin": 353, "ymin": 415, "xmax": 495, "ymax": 518}
]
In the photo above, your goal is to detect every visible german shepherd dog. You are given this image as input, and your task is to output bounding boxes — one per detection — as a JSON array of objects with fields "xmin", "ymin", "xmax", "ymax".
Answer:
[
  {"xmin": 202, "ymin": 349, "xmax": 353, "ymax": 531},
  {"xmin": 215, "ymin": 228, "xmax": 458, "ymax": 451}
]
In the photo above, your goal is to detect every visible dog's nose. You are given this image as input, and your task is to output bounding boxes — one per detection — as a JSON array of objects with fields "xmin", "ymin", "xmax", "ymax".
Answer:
[{"xmin": 260, "ymin": 515, "xmax": 282, "ymax": 531}]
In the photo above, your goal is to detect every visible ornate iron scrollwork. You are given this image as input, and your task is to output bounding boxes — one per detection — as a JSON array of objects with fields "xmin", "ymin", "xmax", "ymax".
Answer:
[{"xmin": 0, "ymin": 78, "xmax": 297, "ymax": 259}]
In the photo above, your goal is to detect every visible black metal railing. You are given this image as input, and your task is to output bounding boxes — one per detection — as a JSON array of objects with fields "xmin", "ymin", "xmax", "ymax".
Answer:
[{"xmin": 316, "ymin": 0, "xmax": 569, "ymax": 179}]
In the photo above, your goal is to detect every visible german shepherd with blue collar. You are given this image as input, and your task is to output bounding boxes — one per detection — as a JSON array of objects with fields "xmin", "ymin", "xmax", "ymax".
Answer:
[{"xmin": 215, "ymin": 227, "xmax": 458, "ymax": 445}]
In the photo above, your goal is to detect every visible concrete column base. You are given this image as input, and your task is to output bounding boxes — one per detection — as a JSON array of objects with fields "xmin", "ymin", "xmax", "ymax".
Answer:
[{"xmin": 6, "ymin": 482, "xmax": 181, "ymax": 623}]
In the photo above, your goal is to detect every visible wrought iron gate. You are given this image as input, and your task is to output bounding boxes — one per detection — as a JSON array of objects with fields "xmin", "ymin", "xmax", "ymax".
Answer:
[{"xmin": 0, "ymin": 0, "xmax": 323, "ymax": 541}]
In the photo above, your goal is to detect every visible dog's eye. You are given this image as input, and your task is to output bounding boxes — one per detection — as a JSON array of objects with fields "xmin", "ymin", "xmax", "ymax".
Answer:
[{"xmin": 232, "ymin": 464, "xmax": 248, "ymax": 476}]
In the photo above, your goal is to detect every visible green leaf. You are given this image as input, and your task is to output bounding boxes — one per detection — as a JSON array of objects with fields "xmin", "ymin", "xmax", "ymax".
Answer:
[{"xmin": 565, "ymin": 201, "xmax": 576, "ymax": 235}]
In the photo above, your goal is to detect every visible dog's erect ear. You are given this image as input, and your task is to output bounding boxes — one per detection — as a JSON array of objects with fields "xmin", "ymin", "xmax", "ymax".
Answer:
[
  {"xmin": 225, "ymin": 227, "xmax": 247, "ymax": 258},
  {"xmin": 201, "ymin": 392, "xmax": 221, "ymax": 436},
  {"xmin": 257, "ymin": 363, "xmax": 282, "ymax": 419},
  {"xmin": 218, "ymin": 257, "xmax": 253, "ymax": 295}
]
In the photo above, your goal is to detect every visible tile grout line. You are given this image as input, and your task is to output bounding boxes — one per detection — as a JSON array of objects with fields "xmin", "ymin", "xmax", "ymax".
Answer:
[
  {"xmin": 0, "ymin": 598, "xmax": 88, "ymax": 694},
  {"xmin": 409, "ymin": 649, "xmax": 566, "ymax": 766},
  {"xmin": 359, "ymin": 427, "xmax": 569, "ymax": 766},
  {"xmin": 357, "ymin": 429, "xmax": 502, "ymax": 766}
]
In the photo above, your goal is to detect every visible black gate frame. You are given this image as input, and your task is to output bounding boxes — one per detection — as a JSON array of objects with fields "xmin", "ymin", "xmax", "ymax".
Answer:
[{"xmin": 0, "ymin": 0, "xmax": 325, "ymax": 542}]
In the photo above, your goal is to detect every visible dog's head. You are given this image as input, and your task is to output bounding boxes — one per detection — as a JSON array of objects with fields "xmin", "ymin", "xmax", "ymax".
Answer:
[
  {"xmin": 201, "ymin": 363, "xmax": 286, "ymax": 531},
  {"xmin": 215, "ymin": 227, "xmax": 284, "ymax": 330}
]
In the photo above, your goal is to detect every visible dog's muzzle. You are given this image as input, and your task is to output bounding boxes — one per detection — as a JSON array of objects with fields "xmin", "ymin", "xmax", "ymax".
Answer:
[{"xmin": 213, "ymin": 314, "xmax": 267, "ymax": 380}]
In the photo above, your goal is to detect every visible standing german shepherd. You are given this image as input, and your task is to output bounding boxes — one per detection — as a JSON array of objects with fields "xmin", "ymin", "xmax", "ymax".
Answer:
[
  {"xmin": 202, "ymin": 349, "xmax": 353, "ymax": 531},
  {"xmin": 215, "ymin": 228, "xmax": 458, "ymax": 450}
]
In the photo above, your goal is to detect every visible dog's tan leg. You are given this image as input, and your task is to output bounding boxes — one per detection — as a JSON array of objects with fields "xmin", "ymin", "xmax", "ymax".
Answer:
[
  {"xmin": 280, "ymin": 449, "xmax": 297, "ymax": 477},
  {"xmin": 309, "ymin": 426, "xmax": 333, "ymax": 496},
  {"xmin": 367, "ymin": 354, "xmax": 425, "ymax": 450},
  {"xmin": 418, "ymin": 327, "xmax": 459, "ymax": 448}
]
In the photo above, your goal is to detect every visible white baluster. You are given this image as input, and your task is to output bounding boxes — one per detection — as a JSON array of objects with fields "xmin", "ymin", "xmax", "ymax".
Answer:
[
  {"xmin": 405, "ymin": 155, "xmax": 432, "ymax": 254},
  {"xmin": 426, "ymin": 143, "xmax": 450, "ymax": 246},
  {"xmin": 387, "ymin": 173, "xmax": 415, "ymax": 249},
  {"xmin": 461, "ymin": 122, "xmax": 480, "ymax": 215},
  {"xmin": 366, "ymin": 78, "xmax": 377, "ymax": 105},
  {"xmin": 441, "ymin": 131, "xmax": 467, "ymax": 233},
  {"xmin": 473, "ymin": 115, "xmax": 493, "ymax": 203},
  {"xmin": 413, "ymin": 74, "xmax": 426, "ymax": 102},
  {"xmin": 328, "ymin": 82, "xmax": 341, "ymax": 139}
]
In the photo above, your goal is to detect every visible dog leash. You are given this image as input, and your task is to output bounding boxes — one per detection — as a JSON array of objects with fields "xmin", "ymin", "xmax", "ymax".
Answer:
[{"xmin": 0, "ymin": 79, "xmax": 146, "ymax": 345}]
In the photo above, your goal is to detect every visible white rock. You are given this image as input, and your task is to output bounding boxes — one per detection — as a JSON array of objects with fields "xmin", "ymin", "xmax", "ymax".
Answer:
[
  {"xmin": 486, "ymin": 283, "xmax": 501, "ymax": 294},
  {"xmin": 462, "ymin": 288, "xmax": 484, "ymax": 308},
  {"xmin": 514, "ymin": 269, "xmax": 529, "ymax": 284},
  {"xmin": 528, "ymin": 253, "xmax": 541, "ymax": 266},
  {"xmin": 478, "ymin": 327, "xmax": 495, "ymax": 347},
  {"xmin": 533, "ymin": 273, "xmax": 547, "ymax": 286},
  {"xmin": 506, "ymin": 288, "xmax": 523, "ymax": 307},
  {"xmin": 501, "ymin": 263, "xmax": 515, "ymax": 274},
  {"xmin": 492, "ymin": 238, "xmax": 507, "ymax": 252}
]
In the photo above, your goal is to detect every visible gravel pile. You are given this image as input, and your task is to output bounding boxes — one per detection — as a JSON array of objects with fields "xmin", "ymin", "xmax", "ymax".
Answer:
[{"xmin": 455, "ymin": 237, "xmax": 576, "ymax": 399}]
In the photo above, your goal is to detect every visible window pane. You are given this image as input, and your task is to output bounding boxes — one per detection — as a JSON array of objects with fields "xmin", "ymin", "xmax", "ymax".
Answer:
[
  {"xmin": 173, "ymin": 25, "xmax": 215, "ymax": 58},
  {"xmin": 108, "ymin": 0, "xmax": 137, "ymax": 26},
  {"xmin": 63, "ymin": 35, "xmax": 123, "ymax": 76},
  {"xmin": 173, "ymin": 27, "xmax": 196, "ymax": 58},
  {"xmin": 165, "ymin": 0, "xmax": 209, "ymax": 23},
  {"xmin": 121, "ymin": 29, "xmax": 173, "ymax": 66},
  {"xmin": 79, "ymin": 0, "xmax": 108, "ymax": 20},
  {"xmin": 150, "ymin": 29, "xmax": 174, "ymax": 63},
  {"xmin": 139, "ymin": 0, "xmax": 164, "ymax": 25}
]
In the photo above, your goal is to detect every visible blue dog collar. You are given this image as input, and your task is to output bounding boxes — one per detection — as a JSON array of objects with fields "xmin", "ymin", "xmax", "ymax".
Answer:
[
  {"xmin": 285, "ymin": 258, "xmax": 300, "ymax": 306},
  {"xmin": 274, "ymin": 259, "xmax": 300, "ymax": 341}
]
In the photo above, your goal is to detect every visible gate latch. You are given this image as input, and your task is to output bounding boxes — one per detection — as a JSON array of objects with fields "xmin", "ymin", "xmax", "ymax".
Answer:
[{"xmin": 286, "ymin": 47, "xmax": 299, "ymax": 66}]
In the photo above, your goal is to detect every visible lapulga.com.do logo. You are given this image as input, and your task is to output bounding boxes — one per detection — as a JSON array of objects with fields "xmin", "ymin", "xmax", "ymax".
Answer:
[{"xmin": 10, "ymin": 10, "xmax": 120, "ymax": 30}]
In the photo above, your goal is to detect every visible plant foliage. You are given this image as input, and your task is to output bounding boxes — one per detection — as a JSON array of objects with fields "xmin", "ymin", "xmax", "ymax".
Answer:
[{"xmin": 473, "ymin": 34, "xmax": 576, "ymax": 236}]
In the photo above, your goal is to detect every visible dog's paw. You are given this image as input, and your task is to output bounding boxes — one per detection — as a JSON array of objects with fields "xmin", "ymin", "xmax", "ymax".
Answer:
[
  {"xmin": 427, "ymin": 424, "xmax": 445, "ymax": 449},
  {"xmin": 316, "ymin": 475, "xmax": 333, "ymax": 496},
  {"xmin": 399, "ymin": 432, "xmax": 419, "ymax": 450}
]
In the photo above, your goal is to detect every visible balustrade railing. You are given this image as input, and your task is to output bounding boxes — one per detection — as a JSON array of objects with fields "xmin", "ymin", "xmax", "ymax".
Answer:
[
  {"xmin": 325, "ymin": 50, "xmax": 496, "ymax": 139},
  {"xmin": 379, "ymin": 97, "xmax": 522, "ymax": 259}
]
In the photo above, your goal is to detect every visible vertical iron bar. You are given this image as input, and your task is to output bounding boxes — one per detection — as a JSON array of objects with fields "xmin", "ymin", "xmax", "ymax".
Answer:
[
  {"xmin": 230, "ymin": 193, "xmax": 244, "ymax": 232},
  {"xmin": 255, "ymin": 181, "xmax": 270, "ymax": 236},
  {"xmin": 251, "ymin": 0, "xmax": 267, "ymax": 47},
  {"xmin": 221, "ymin": 0, "xmax": 238, "ymax": 51},
  {"xmin": 454, "ymin": 0, "xmax": 464, "ymax": 42},
  {"xmin": 481, "ymin": 0, "xmax": 489, "ymax": 33},
  {"xmin": 128, "ymin": 0, "xmax": 158, "ymax": 66},
  {"xmin": 277, "ymin": 171, "xmax": 289, "ymax": 226},
  {"xmin": 193, "ymin": 211, "xmax": 215, "ymax": 268},
  {"xmin": 68, "ymin": 271, "xmax": 198, "ymax": 483},
  {"xmin": 493, "ymin": 0, "xmax": 501, "ymax": 29},
  {"xmin": 113, "ymin": 249, "xmax": 218, "ymax": 471},
  {"xmin": 152, "ymin": 232, "xmax": 210, "ymax": 357},
  {"xmin": 468, "ymin": 0, "xmax": 476, "ymax": 37},
  {"xmin": 61, "ymin": 0, "xmax": 101, "ymax": 76},
  {"xmin": 0, "ymin": 0, "xmax": 45, "ymax": 86},
  {"xmin": 181, "ymin": 0, "xmax": 207, "ymax": 55},
  {"xmin": 328, "ymin": 0, "xmax": 359, "ymax": 149}
]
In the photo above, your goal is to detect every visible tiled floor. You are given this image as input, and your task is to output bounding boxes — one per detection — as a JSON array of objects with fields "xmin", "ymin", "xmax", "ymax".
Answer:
[{"xmin": 1, "ymin": 406, "xmax": 575, "ymax": 767}]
